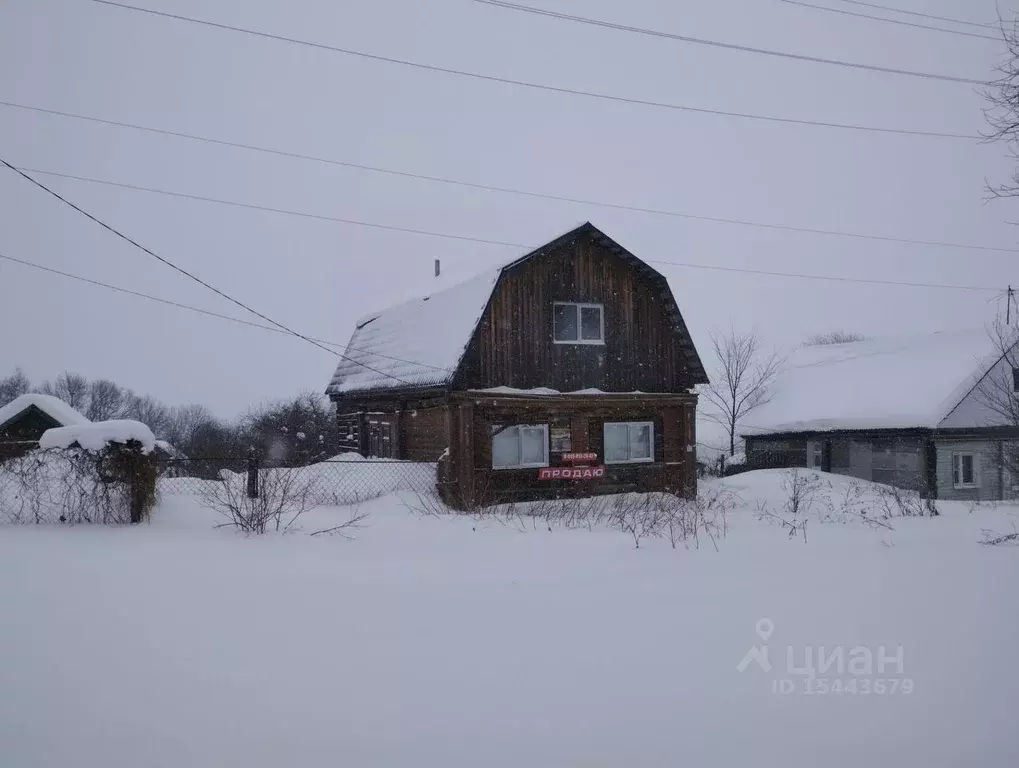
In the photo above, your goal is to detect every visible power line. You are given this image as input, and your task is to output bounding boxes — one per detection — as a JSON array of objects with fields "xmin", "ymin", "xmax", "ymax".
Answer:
[
  {"xmin": 0, "ymin": 158, "xmax": 412, "ymax": 384},
  {"xmin": 473, "ymin": 0, "xmax": 989, "ymax": 85},
  {"xmin": 0, "ymin": 92, "xmax": 976, "ymax": 146},
  {"xmin": 19, "ymin": 167, "xmax": 526, "ymax": 249},
  {"xmin": 20, "ymin": 162, "xmax": 1019, "ymax": 257},
  {"xmin": 779, "ymin": 0, "xmax": 1000, "ymax": 40},
  {"xmin": 644, "ymin": 258, "xmax": 1001, "ymax": 292},
  {"xmin": 12, "ymin": 162, "xmax": 1006, "ymax": 293},
  {"xmin": 830, "ymin": 0, "xmax": 1000, "ymax": 30},
  {"xmin": 86, "ymin": 0, "xmax": 988, "ymax": 133},
  {"xmin": 0, "ymin": 253, "xmax": 456, "ymax": 373}
]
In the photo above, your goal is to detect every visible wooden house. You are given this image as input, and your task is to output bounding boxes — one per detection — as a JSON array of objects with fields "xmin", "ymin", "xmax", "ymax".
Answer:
[
  {"xmin": 0, "ymin": 394, "xmax": 90, "ymax": 460},
  {"xmin": 326, "ymin": 222, "xmax": 708, "ymax": 508}
]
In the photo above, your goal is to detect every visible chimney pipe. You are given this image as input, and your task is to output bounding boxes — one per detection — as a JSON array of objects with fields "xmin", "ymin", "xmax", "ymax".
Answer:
[{"xmin": 434, "ymin": 259, "xmax": 441, "ymax": 278}]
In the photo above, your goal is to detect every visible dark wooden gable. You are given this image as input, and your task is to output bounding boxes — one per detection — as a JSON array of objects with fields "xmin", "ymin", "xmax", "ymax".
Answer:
[
  {"xmin": 0, "ymin": 405, "xmax": 63, "ymax": 442},
  {"xmin": 455, "ymin": 223, "xmax": 707, "ymax": 393}
]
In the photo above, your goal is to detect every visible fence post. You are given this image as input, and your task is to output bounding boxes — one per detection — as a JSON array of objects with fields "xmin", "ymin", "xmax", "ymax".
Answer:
[
  {"xmin": 246, "ymin": 447, "xmax": 260, "ymax": 499},
  {"xmin": 128, "ymin": 445, "xmax": 144, "ymax": 524}
]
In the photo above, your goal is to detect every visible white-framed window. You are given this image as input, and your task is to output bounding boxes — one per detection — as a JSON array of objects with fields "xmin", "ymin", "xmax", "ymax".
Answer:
[
  {"xmin": 604, "ymin": 421, "xmax": 654, "ymax": 464},
  {"xmin": 553, "ymin": 302, "xmax": 604, "ymax": 344},
  {"xmin": 492, "ymin": 424, "xmax": 549, "ymax": 469},
  {"xmin": 952, "ymin": 453, "xmax": 977, "ymax": 489}
]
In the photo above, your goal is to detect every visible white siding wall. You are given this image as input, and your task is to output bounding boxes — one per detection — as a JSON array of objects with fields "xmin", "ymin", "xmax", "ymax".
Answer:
[
  {"xmin": 940, "ymin": 355, "xmax": 1015, "ymax": 429},
  {"xmin": 934, "ymin": 440, "xmax": 1002, "ymax": 501}
]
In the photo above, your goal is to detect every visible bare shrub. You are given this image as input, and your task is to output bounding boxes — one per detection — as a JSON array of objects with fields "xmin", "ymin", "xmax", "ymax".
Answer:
[
  {"xmin": 753, "ymin": 470, "xmax": 823, "ymax": 542},
  {"xmin": 874, "ymin": 483, "xmax": 939, "ymax": 518},
  {"xmin": 783, "ymin": 469, "xmax": 824, "ymax": 518},
  {"xmin": 816, "ymin": 479, "xmax": 895, "ymax": 531},
  {"xmin": 980, "ymin": 526, "xmax": 1019, "ymax": 545},
  {"xmin": 0, "ymin": 447, "xmax": 152, "ymax": 524},
  {"xmin": 201, "ymin": 467, "xmax": 320, "ymax": 534}
]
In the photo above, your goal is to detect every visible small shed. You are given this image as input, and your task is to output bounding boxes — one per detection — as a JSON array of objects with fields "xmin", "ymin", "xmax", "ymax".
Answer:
[{"xmin": 0, "ymin": 394, "xmax": 90, "ymax": 460}]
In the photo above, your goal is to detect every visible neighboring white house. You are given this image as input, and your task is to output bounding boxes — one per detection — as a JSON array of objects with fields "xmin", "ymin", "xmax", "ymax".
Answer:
[{"xmin": 742, "ymin": 328, "xmax": 1019, "ymax": 501}]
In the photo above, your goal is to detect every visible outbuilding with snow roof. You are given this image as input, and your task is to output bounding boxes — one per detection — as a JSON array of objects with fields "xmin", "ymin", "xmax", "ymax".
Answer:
[
  {"xmin": 0, "ymin": 394, "xmax": 90, "ymax": 460},
  {"xmin": 742, "ymin": 328, "xmax": 1019, "ymax": 501}
]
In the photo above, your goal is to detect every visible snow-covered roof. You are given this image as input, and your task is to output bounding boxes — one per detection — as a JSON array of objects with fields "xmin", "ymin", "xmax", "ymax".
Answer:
[
  {"xmin": 327, "ymin": 266, "xmax": 503, "ymax": 394},
  {"xmin": 327, "ymin": 222, "xmax": 707, "ymax": 395},
  {"xmin": 743, "ymin": 329, "xmax": 1003, "ymax": 435},
  {"xmin": 39, "ymin": 420, "xmax": 157, "ymax": 453},
  {"xmin": 0, "ymin": 393, "xmax": 90, "ymax": 431}
]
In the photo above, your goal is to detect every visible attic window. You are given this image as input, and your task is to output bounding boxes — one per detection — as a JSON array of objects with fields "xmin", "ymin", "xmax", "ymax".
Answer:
[
  {"xmin": 1013, "ymin": 367, "xmax": 1019, "ymax": 393},
  {"xmin": 553, "ymin": 302, "xmax": 604, "ymax": 345}
]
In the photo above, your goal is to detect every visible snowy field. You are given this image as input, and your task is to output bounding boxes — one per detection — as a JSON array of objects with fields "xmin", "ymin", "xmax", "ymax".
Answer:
[{"xmin": 1, "ymin": 469, "xmax": 1018, "ymax": 767}]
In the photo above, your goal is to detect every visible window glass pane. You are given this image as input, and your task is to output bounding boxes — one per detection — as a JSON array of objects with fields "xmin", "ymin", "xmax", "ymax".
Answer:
[
  {"xmin": 520, "ymin": 427, "xmax": 547, "ymax": 465},
  {"xmin": 553, "ymin": 304, "xmax": 577, "ymax": 341},
  {"xmin": 962, "ymin": 454, "xmax": 974, "ymax": 485},
  {"xmin": 604, "ymin": 423, "xmax": 629, "ymax": 462},
  {"xmin": 1013, "ymin": 367, "xmax": 1019, "ymax": 392},
  {"xmin": 952, "ymin": 456, "xmax": 960, "ymax": 486},
  {"xmin": 580, "ymin": 306, "xmax": 602, "ymax": 341},
  {"xmin": 629, "ymin": 424, "xmax": 651, "ymax": 460},
  {"xmin": 492, "ymin": 427, "xmax": 520, "ymax": 468}
]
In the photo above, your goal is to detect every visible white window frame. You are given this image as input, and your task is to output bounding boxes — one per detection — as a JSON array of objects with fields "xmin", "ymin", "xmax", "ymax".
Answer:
[
  {"xmin": 553, "ymin": 302, "xmax": 605, "ymax": 345},
  {"xmin": 952, "ymin": 452, "xmax": 977, "ymax": 489},
  {"xmin": 491, "ymin": 424, "xmax": 549, "ymax": 470},
  {"xmin": 603, "ymin": 421, "xmax": 655, "ymax": 465}
]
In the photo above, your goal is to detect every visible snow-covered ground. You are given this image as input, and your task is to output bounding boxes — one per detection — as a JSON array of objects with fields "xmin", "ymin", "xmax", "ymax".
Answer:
[{"xmin": 1, "ymin": 469, "xmax": 1017, "ymax": 767}]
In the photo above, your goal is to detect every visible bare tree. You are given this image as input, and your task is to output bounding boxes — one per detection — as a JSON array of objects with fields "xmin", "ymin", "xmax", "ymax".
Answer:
[
  {"xmin": 166, "ymin": 403, "xmax": 215, "ymax": 449},
  {"xmin": 984, "ymin": 18, "xmax": 1019, "ymax": 197},
  {"xmin": 972, "ymin": 319, "xmax": 1019, "ymax": 484},
  {"xmin": 703, "ymin": 329, "xmax": 783, "ymax": 456},
  {"xmin": 39, "ymin": 372, "xmax": 90, "ymax": 412},
  {"xmin": 86, "ymin": 379, "xmax": 124, "ymax": 421},
  {"xmin": 0, "ymin": 369, "xmax": 30, "ymax": 407},
  {"xmin": 120, "ymin": 393, "xmax": 171, "ymax": 437}
]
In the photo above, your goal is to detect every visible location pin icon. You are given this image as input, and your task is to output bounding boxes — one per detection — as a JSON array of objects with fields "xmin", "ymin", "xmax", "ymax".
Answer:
[{"xmin": 756, "ymin": 618, "xmax": 774, "ymax": 642}]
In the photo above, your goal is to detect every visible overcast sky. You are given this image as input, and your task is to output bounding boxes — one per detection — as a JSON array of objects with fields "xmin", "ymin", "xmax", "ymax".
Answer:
[{"xmin": 2, "ymin": 0, "xmax": 1017, "ymax": 443}]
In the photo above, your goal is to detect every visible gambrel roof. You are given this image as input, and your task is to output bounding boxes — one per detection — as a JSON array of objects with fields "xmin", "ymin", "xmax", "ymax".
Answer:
[{"xmin": 326, "ymin": 222, "xmax": 707, "ymax": 396}]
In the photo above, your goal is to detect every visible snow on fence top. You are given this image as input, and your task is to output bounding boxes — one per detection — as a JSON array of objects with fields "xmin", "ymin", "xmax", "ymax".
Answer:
[
  {"xmin": 0, "ymin": 393, "xmax": 90, "ymax": 430},
  {"xmin": 39, "ymin": 420, "xmax": 157, "ymax": 453},
  {"xmin": 745, "ymin": 328, "xmax": 1001, "ymax": 435}
]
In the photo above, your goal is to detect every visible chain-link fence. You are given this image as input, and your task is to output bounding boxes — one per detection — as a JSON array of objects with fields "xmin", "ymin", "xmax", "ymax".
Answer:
[{"xmin": 157, "ymin": 455, "xmax": 439, "ymax": 508}]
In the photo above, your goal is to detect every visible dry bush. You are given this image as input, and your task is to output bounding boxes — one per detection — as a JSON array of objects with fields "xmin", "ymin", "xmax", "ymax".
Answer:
[
  {"xmin": 816, "ymin": 479, "xmax": 895, "ymax": 532},
  {"xmin": 874, "ymin": 483, "xmax": 938, "ymax": 519},
  {"xmin": 201, "ymin": 466, "xmax": 320, "ymax": 534},
  {"xmin": 407, "ymin": 485, "xmax": 733, "ymax": 550},
  {"xmin": 754, "ymin": 470, "xmax": 824, "ymax": 542},
  {"xmin": 0, "ymin": 446, "xmax": 154, "ymax": 525},
  {"xmin": 980, "ymin": 525, "xmax": 1019, "ymax": 546}
]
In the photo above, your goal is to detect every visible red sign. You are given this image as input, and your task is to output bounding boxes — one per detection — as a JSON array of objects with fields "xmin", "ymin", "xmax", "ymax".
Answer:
[
  {"xmin": 538, "ymin": 466, "xmax": 606, "ymax": 480},
  {"xmin": 561, "ymin": 452, "xmax": 598, "ymax": 463}
]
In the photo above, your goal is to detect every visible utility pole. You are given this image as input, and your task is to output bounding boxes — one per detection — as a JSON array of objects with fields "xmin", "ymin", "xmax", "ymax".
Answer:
[{"xmin": 1008, "ymin": 285, "xmax": 1015, "ymax": 325}]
